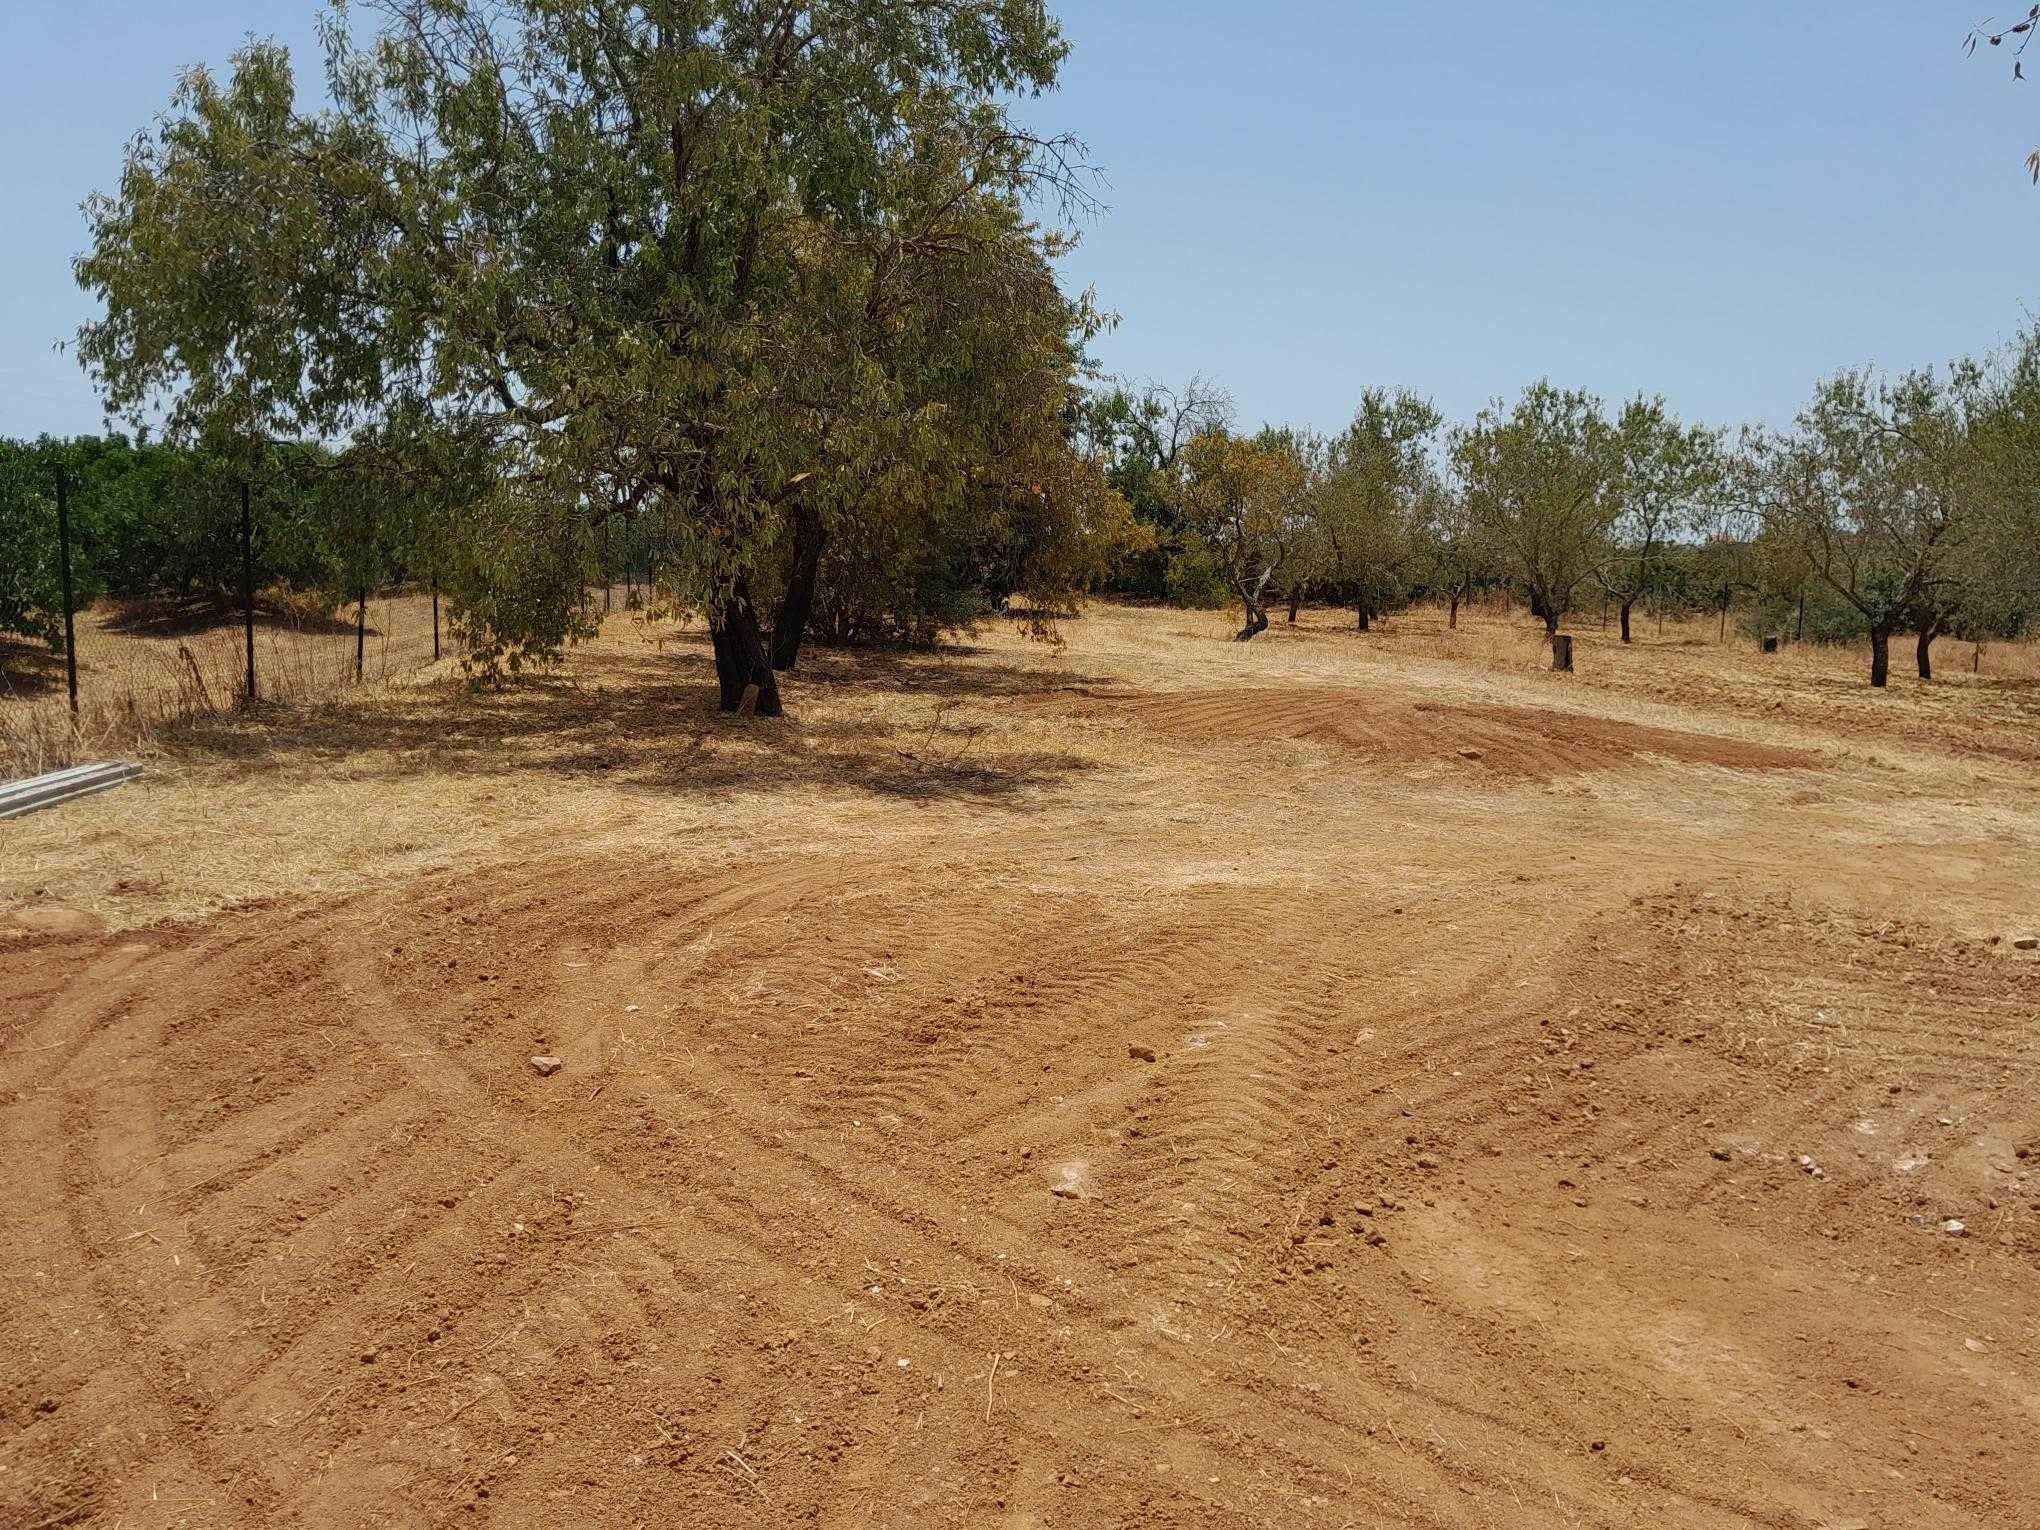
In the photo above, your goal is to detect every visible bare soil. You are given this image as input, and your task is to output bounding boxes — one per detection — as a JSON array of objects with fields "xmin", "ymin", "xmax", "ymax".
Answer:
[{"xmin": 3, "ymin": 602, "xmax": 2038, "ymax": 1528}]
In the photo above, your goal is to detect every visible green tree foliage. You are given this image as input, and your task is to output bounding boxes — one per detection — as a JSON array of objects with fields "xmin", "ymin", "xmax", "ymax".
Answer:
[
  {"xmin": 1166, "ymin": 429, "xmax": 1311, "ymax": 641},
  {"xmin": 1085, "ymin": 378, "xmax": 1232, "ymax": 600},
  {"xmin": 757, "ymin": 177, "xmax": 1134, "ymax": 658},
  {"xmin": 1306, "ymin": 389, "xmax": 1444, "ymax": 631},
  {"xmin": 1452, "ymin": 383, "xmax": 1619, "ymax": 637},
  {"xmin": 1596, "ymin": 398, "xmax": 1724, "ymax": 643},
  {"xmin": 0, "ymin": 445, "xmax": 71, "ymax": 648},
  {"xmin": 1740, "ymin": 364, "xmax": 2003, "ymax": 686},
  {"xmin": 1417, "ymin": 481, "xmax": 1497, "ymax": 629},
  {"xmin": 78, "ymin": 0, "xmax": 1111, "ymax": 716}
]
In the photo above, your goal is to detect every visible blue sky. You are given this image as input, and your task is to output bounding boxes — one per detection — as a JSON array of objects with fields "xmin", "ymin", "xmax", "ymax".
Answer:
[{"xmin": 4, "ymin": 2, "xmax": 2036, "ymax": 438}]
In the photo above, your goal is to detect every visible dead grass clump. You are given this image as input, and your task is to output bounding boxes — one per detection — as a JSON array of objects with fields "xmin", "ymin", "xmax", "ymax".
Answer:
[{"xmin": 2, "ymin": 592, "xmax": 459, "ymax": 781}]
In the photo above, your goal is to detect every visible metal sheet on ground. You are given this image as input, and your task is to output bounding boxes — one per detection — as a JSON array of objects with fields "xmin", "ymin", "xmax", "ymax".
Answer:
[{"xmin": 0, "ymin": 762, "xmax": 144, "ymax": 820}]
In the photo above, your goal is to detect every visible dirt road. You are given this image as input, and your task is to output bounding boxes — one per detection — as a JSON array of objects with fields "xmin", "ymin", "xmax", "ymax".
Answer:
[{"xmin": 3, "ymin": 605, "xmax": 2037, "ymax": 1527}]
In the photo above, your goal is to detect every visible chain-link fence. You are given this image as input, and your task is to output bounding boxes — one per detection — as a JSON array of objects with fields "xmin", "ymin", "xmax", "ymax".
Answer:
[{"xmin": 1, "ymin": 463, "xmax": 460, "ymax": 782}]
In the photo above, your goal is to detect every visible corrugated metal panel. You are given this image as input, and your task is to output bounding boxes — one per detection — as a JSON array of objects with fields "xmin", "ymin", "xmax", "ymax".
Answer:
[{"xmin": 0, "ymin": 763, "xmax": 144, "ymax": 821}]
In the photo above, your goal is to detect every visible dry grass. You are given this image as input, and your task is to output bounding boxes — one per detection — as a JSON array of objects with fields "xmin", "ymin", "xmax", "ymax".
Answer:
[
  {"xmin": 4, "ymin": 597, "xmax": 2037, "ymax": 933},
  {"xmin": 0, "ymin": 591, "xmax": 455, "ymax": 779},
  {"xmin": 1142, "ymin": 598, "xmax": 2040, "ymax": 771},
  {"xmin": 0, "ymin": 606, "xmax": 1121, "ymax": 927}
]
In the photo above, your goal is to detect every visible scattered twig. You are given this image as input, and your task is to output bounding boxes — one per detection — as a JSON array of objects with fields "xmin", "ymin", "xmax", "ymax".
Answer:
[
  {"xmin": 437, "ymin": 1386, "xmax": 492, "ymax": 1428},
  {"xmin": 984, "ymin": 1350, "xmax": 1000, "ymax": 1423},
  {"xmin": 291, "ymin": 1384, "xmax": 342, "ymax": 1428},
  {"xmin": 0, "ymin": 1036, "xmax": 80, "ymax": 1056},
  {"xmin": 25, "ymin": 1494, "xmax": 100, "ymax": 1530},
  {"xmin": 718, "ymin": 1447, "xmax": 771, "ymax": 1502}
]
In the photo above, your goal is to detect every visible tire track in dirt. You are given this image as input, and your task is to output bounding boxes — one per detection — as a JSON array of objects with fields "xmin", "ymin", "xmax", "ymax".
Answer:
[
  {"xmin": 14, "ymin": 907, "xmax": 556, "ymax": 1521},
  {"xmin": 10, "ymin": 723, "xmax": 2035, "ymax": 1529},
  {"xmin": 315, "ymin": 923, "xmax": 1414, "ymax": 1527},
  {"xmin": 318, "ymin": 869, "xmax": 1648, "ymax": 1525},
  {"xmin": 616, "ymin": 873, "xmax": 1754, "ymax": 1525},
  {"xmin": 46, "ymin": 980, "xmax": 283, "ymax": 1522},
  {"xmin": 1023, "ymin": 685, "xmax": 1814, "ymax": 780}
]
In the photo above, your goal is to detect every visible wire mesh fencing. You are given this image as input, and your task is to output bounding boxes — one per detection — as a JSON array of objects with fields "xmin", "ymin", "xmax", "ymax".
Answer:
[{"xmin": 2, "ymin": 465, "xmax": 460, "ymax": 782}]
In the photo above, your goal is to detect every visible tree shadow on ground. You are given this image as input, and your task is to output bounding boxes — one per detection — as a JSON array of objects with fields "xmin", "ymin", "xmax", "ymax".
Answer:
[
  {"xmin": 164, "ymin": 637, "xmax": 1116, "ymax": 808},
  {"xmin": 777, "ymin": 639, "xmax": 1107, "ymax": 700},
  {"xmin": 98, "ymin": 596, "xmax": 370, "ymax": 640},
  {"xmin": 0, "ymin": 640, "xmax": 66, "ymax": 698}
]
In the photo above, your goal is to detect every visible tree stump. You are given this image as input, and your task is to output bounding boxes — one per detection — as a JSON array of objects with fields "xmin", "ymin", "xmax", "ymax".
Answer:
[
  {"xmin": 1762, "ymin": 636, "xmax": 1780, "ymax": 654},
  {"xmin": 1551, "ymin": 634, "xmax": 1574, "ymax": 673}
]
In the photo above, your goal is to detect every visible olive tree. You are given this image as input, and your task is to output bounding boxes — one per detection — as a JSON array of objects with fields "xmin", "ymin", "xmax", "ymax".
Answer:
[{"xmin": 1597, "ymin": 398, "xmax": 1724, "ymax": 643}]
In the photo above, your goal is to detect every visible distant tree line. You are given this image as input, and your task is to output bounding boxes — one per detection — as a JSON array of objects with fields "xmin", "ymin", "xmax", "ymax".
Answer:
[
  {"xmin": 0, "ymin": 435, "xmax": 381, "ymax": 648},
  {"xmin": 1085, "ymin": 324, "xmax": 2040, "ymax": 687}
]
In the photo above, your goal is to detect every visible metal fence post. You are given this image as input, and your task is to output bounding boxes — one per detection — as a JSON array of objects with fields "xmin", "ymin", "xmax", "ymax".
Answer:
[
  {"xmin": 55, "ymin": 464, "xmax": 79, "ymax": 716},
  {"xmin": 432, "ymin": 576, "xmax": 441, "ymax": 661},
  {"xmin": 356, "ymin": 587, "xmax": 367, "ymax": 681},
  {"xmin": 240, "ymin": 480, "xmax": 257, "ymax": 704}
]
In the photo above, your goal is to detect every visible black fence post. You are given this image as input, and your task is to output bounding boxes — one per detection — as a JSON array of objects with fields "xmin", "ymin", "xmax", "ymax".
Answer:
[
  {"xmin": 240, "ymin": 480, "xmax": 257, "ymax": 704},
  {"xmin": 54, "ymin": 464, "xmax": 80, "ymax": 717},
  {"xmin": 432, "ymin": 576, "xmax": 441, "ymax": 661},
  {"xmin": 356, "ymin": 587, "xmax": 367, "ymax": 681}
]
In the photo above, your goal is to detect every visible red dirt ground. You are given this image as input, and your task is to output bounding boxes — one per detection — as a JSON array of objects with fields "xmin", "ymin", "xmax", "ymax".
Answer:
[{"xmin": 3, "ymin": 603, "xmax": 2038, "ymax": 1528}]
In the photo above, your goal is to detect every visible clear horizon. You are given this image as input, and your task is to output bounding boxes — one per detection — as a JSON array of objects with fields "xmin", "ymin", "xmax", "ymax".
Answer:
[{"xmin": 5, "ymin": 1, "xmax": 2037, "ymax": 439}]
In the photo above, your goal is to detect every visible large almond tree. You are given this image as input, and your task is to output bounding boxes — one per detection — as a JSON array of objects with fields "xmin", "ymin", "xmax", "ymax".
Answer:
[{"xmin": 77, "ymin": 0, "xmax": 1103, "ymax": 715}]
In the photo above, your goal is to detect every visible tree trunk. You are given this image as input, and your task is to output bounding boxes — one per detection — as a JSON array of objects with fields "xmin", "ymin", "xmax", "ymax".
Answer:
[
  {"xmin": 1236, "ymin": 602, "xmax": 1269, "ymax": 642},
  {"xmin": 1551, "ymin": 634, "xmax": 1574, "ymax": 672},
  {"xmin": 771, "ymin": 504, "xmax": 826, "ymax": 672},
  {"xmin": 1543, "ymin": 607, "xmax": 1560, "ymax": 638},
  {"xmin": 1286, "ymin": 588, "xmax": 1302, "ymax": 624},
  {"xmin": 1448, "ymin": 590, "xmax": 1461, "ymax": 630},
  {"xmin": 710, "ymin": 579, "xmax": 783, "ymax": 715},
  {"xmin": 1869, "ymin": 626, "xmax": 1891, "ymax": 689},
  {"xmin": 1619, "ymin": 600, "xmax": 1633, "ymax": 644},
  {"xmin": 1355, "ymin": 602, "xmax": 1371, "ymax": 633},
  {"xmin": 1915, "ymin": 624, "xmax": 1938, "ymax": 682}
]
